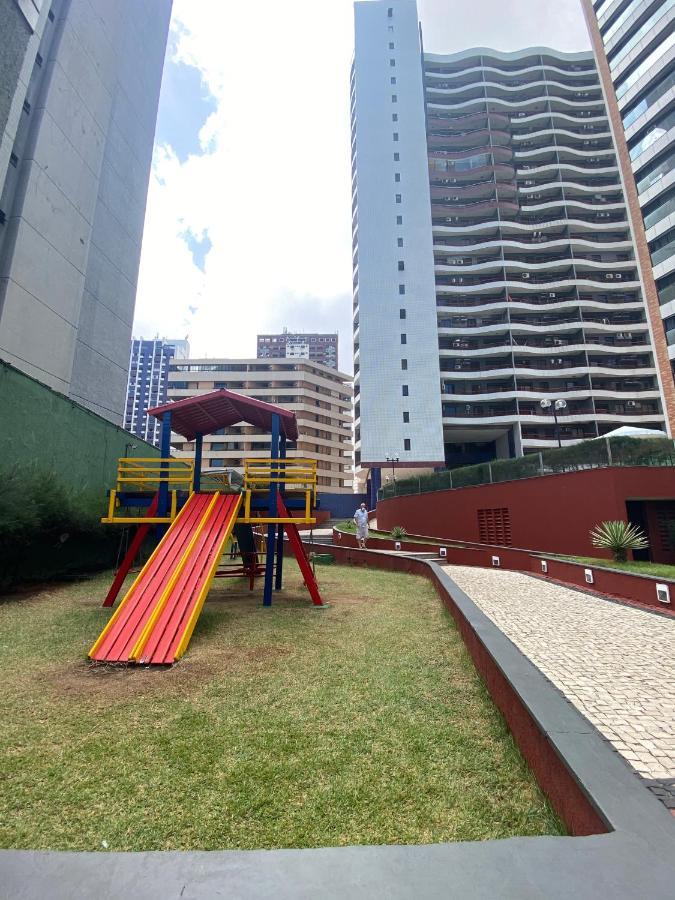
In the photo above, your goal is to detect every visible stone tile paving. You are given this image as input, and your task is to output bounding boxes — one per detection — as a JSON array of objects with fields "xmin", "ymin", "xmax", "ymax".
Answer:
[{"xmin": 443, "ymin": 565, "xmax": 675, "ymax": 810}]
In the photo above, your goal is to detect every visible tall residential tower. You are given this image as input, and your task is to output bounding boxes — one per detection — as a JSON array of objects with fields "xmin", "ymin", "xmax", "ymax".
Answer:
[
  {"xmin": 582, "ymin": 0, "xmax": 675, "ymax": 394},
  {"xmin": 351, "ymin": 0, "xmax": 671, "ymax": 492},
  {"xmin": 0, "ymin": 0, "xmax": 172, "ymax": 421}
]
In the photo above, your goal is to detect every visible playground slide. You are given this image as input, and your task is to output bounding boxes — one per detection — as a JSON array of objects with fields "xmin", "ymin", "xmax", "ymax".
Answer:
[{"xmin": 89, "ymin": 492, "xmax": 242, "ymax": 665}]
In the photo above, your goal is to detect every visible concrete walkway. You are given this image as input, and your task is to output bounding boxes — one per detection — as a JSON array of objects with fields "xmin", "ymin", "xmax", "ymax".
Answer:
[{"xmin": 444, "ymin": 565, "xmax": 675, "ymax": 809}]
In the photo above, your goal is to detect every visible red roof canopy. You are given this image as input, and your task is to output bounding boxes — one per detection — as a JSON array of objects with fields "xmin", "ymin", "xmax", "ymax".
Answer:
[{"xmin": 149, "ymin": 389, "xmax": 299, "ymax": 442}]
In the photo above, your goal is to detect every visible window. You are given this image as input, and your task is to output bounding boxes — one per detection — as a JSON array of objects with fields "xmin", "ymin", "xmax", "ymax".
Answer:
[
  {"xmin": 35, "ymin": 52, "xmax": 43, "ymax": 67},
  {"xmin": 394, "ymin": 151, "xmax": 400, "ymax": 161},
  {"xmin": 392, "ymin": 113, "xmax": 398, "ymax": 122},
  {"xmin": 399, "ymin": 308, "xmax": 406, "ymax": 319},
  {"xmin": 395, "ymin": 193, "xmax": 402, "ymax": 203},
  {"xmin": 392, "ymin": 94, "xmax": 397, "ymax": 102},
  {"xmin": 48, "ymin": 8, "xmax": 55, "ymax": 21},
  {"xmin": 9, "ymin": 153, "xmax": 18, "ymax": 167},
  {"xmin": 403, "ymin": 411, "xmax": 410, "ymax": 423},
  {"xmin": 398, "ymin": 260, "xmax": 405, "ymax": 270},
  {"xmin": 401, "ymin": 333, "xmax": 407, "ymax": 344},
  {"xmin": 388, "ymin": 6, "xmax": 393, "ymax": 17},
  {"xmin": 404, "ymin": 439, "xmax": 411, "ymax": 451},
  {"xmin": 391, "ymin": 76, "xmax": 397, "ymax": 84},
  {"xmin": 402, "ymin": 385, "xmax": 409, "ymax": 396},
  {"xmin": 395, "ymin": 172, "xmax": 401, "ymax": 182},
  {"xmin": 397, "ymin": 237, "xmax": 403, "ymax": 247},
  {"xmin": 401, "ymin": 359, "xmax": 408, "ymax": 370},
  {"xmin": 22, "ymin": 100, "xmax": 31, "ymax": 114},
  {"xmin": 393, "ymin": 132, "xmax": 399, "ymax": 141},
  {"xmin": 396, "ymin": 215, "xmax": 403, "ymax": 224},
  {"xmin": 389, "ymin": 42, "xmax": 395, "ymax": 49},
  {"xmin": 390, "ymin": 58, "xmax": 396, "ymax": 67},
  {"xmin": 398, "ymin": 284, "xmax": 405, "ymax": 294}
]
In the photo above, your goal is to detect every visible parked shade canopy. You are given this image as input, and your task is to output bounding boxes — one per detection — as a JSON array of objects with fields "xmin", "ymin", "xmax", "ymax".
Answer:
[{"xmin": 149, "ymin": 388, "xmax": 299, "ymax": 442}]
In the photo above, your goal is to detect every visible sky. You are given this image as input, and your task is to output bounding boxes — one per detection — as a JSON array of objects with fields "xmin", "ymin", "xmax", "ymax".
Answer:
[{"xmin": 133, "ymin": 0, "xmax": 591, "ymax": 373}]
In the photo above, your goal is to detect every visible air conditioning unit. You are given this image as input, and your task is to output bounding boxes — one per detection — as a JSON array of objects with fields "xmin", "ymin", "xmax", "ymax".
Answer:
[
  {"xmin": 549, "ymin": 292, "xmax": 556, "ymax": 298},
  {"xmin": 522, "ymin": 272, "xmax": 530, "ymax": 279},
  {"xmin": 616, "ymin": 274, "xmax": 622, "ymax": 280},
  {"xmin": 454, "ymin": 364, "xmax": 462, "ymax": 370},
  {"xmin": 598, "ymin": 212, "xmax": 610, "ymax": 218},
  {"xmin": 626, "ymin": 400, "xmax": 637, "ymax": 408},
  {"xmin": 525, "ymin": 179, "xmax": 535, "ymax": 186}
]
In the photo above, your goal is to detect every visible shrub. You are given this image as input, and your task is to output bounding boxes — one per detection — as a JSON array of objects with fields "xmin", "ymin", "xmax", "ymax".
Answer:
[
  {"xmin": 590, "ymin": 520, "xmax": 649, "ymax": 563},
  {"xmin": 391, "ymin": 525, "xmax": 407, "ymax": 540}
]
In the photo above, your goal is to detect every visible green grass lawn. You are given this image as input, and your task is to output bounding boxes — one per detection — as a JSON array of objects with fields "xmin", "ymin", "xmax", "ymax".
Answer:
[
  {"xmin": 564, "ymin": 556, "xmax": 675, "ymax": 579},
  {"xmin": 0, "ymin": 564, "xmax": 563, "ymax": 851}
]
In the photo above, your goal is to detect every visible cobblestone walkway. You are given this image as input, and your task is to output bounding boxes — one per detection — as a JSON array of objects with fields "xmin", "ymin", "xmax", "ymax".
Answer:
[{"xmin": 444, "ymin": 565, "xmax": 675, "ymax": 810}]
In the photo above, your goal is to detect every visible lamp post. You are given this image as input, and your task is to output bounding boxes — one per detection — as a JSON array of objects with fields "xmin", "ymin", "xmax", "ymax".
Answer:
[
  {"xmin": 540, "ymin": 398, "xmax": 567, "ymax": 448},
  {"xmin": 386, "ymin": 454, "xmax": 399, "ymax": 486}
]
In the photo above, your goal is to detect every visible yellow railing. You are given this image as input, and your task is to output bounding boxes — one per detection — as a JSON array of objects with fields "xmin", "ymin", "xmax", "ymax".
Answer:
[
  {"xmin": 100, "ymin": 457, "xmax": 194, "ymax": 524},
  {"xmin": 242, "ymin": 458, "xmax": 317, "ymax": 524},
  {"xmin": 115, "ymin": 457, "xmax": 194, "ymax": 492}
]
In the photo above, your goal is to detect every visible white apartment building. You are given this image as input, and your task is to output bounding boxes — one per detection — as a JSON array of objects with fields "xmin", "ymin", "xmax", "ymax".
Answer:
[
  {"xmin": 166, "ymin": 358, "xmax": 353, "ymax": 492},
  {"xmin": 351, "ymin": 0, "xmax": 669, "ymax": 482}
]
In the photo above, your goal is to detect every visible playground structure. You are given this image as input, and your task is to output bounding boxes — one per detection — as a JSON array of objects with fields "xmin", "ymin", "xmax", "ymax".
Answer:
[{"xmin": 89, "ymin": 390, "xmax": 325, "ymax": 666}]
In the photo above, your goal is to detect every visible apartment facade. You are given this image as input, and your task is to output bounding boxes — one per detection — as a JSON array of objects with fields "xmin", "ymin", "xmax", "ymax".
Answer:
[
  {"xmin": 0, "ymin": 0, "xmax": 172, "ymax": 422},
  {"xmin": 352, "ymin": 0, "xmax": 671, "ymax": 482},
  {"xmin": 167, "ymin": 358, "xmax": 353, "ymax": 492},
  {"xmin": 257, "ymin": 330, "xmax": 339, "ymax": 369},
  {"xmin": 124, "ymin": 337, "xmax": 190, "ymax": 446},
  {"xmin": 582, "ymin": 0, "xmax": 675, "ymax": 387}
]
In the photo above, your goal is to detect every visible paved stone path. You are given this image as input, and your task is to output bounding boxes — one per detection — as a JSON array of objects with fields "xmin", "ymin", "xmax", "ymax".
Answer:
[{"xmin": 443, "ymin": 565, "xmax": 675, "ymax": 810}]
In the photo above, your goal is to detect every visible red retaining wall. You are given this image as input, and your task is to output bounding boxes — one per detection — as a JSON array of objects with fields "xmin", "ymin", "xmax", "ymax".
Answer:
[
  {"xmin": 305, "ymin": 541, "xmax": 607, "ymax": 836},
  {"xmin": 537, "ymin": 556, "xmax": 675, "ymax": 614},
  {"xmin": 333, "ymin": 529, "xmax": 675, "ymax": 614},
  {"xmin": 377, "ymin": 466, "xmax": 675, "ymax": 563}
]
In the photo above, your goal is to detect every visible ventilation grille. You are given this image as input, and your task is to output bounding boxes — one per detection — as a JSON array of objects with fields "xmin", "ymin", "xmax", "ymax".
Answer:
[
  {"xmin": 478, "ymin": 507, "xmax": 512, "ymax": 546},
  {"xmin": 655, "ymin": 504, "xmax": 675, "ymax": 551}
]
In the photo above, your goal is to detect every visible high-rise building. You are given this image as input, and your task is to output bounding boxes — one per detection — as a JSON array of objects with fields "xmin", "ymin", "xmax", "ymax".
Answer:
[
  {"xmin": 582, "ymin": 1, "xmax": 675, "ymax": 392},
  {"xmin": 257, "ymin": 329, "xmax": 338, "ymax": 369},
  {"xmin": 124, "ymin": 337, "xmax": 189, "ymax": 446},
  {"xmin": 351, "ymin": 0, "xmax": 672, "ymax": 490},
  {"xmin": 0, "ymin": 0, "xmax": 172, "ymax": 422},
  {"xmin": 167, "ymin": 357, "xmax": 353, "ymax": 492}
]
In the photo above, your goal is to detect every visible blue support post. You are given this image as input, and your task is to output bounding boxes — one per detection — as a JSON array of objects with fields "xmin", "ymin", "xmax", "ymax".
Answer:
[
  {"xmin": 157, "ymin": 412, "xmax": 172, "ymax": 518},
  {"xmin": 274, "ymin": 433, "xmax": 287, "ymax": 590},
  {"xmin": 263, "ymin": 413, "xmax": 280, "ymax": 606},
  {"xmin": 369, "ymin": 466, "xmax": 381, "ymax": 510},
  {"xmin": 193, "ymin": 433, "xmax": 203, "ymax": 492}
]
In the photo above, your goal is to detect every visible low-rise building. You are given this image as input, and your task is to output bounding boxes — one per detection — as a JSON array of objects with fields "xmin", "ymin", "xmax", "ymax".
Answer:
[{"xmin": 167, "ymin": 357, "xmax": 353, "ymax": 493}]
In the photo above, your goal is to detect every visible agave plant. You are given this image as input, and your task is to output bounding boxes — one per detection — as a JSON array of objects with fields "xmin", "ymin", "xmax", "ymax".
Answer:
[
  {"xmin": 590, "ymin": 520, "xmax": 648, "ymax": 563},
  {"xmin": 391, "ymin": 525, "xmax": 407, "ymax": 540}
]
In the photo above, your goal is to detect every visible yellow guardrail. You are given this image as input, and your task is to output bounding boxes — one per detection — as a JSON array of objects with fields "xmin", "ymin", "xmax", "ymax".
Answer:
[
  {"xmin": 116, "ymin": 457, "xmax": 194, "ymax": 492},
  {"xmin": 242, "ymin": 458, "xmax": 317, "ymax": 524}
]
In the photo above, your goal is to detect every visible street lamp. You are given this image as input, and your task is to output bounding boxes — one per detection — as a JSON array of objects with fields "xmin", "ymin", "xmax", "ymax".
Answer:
[
  {"xmin": 386, "ymin": 454, "xmax": 399, "ymax": 485},
  {"xmin": 540, "ymin": 398, "xmax": 567, "ymax": 448}
]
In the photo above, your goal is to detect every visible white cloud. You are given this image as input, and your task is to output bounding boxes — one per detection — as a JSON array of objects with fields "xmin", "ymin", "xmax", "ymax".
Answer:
[{"xmin": 135, "ymin": 0, "xmax": 591, "ymax": 370}]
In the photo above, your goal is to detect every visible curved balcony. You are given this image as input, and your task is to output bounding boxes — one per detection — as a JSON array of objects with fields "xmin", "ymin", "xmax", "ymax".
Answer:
[
  {"xmin": 432, "ymin": 198, "xmax": 520, "ymax": 221},
  {"xmin": 516, "ymin": 144, "xmax": 615, "ymax": 162},
  {"xmin": 435, "ymin": 256, "xmax": 635, "ymax": 276},
  {"xmin": 431, "ymin": 183, "xmax": 515, "ymax": 204},
  {"xmin": 427, "ymin": 111, "xmax": 510, "ymax": 132},
  {"xmin": 435, "ymin": 272, "xmax": 640, "ymax": 293},
  {"xmin": 424, "ymin": 58, "xmax": 597, "ymax": 82},
  {"xmin": 429, "ymin": 160, "xmax": 516, "ymax": 185},
  {"xmin": 434, "ymin": 236, "xmax": 632, "ymax": 257},
  {"xmin": 425, "ymin": 91, "xmax": 605, "ymax": 119},
  {"xmin": 427, "ymin": 130, "xmax": 511, "ymax": 153}
]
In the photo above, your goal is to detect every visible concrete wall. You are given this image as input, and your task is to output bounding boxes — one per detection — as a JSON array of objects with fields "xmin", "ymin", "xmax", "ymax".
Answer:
[
  {"xmin": 0, "ymin": 0, "xmax": 172, "ymax": 422},
  {"xmin": 377, "ymin": 466, "xmax": 675, "ymax": 559}
]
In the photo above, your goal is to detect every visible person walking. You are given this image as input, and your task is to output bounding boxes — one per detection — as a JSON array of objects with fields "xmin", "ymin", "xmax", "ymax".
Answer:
[{"xmin": 354, "ymin": 502, "xmax": 369, "ymax": 549}]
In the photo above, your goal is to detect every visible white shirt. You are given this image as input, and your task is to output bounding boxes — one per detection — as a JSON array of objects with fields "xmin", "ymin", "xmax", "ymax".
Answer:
[{"xmin": 354, "ymin": 509, "xmax": 368, "ymax": 526}]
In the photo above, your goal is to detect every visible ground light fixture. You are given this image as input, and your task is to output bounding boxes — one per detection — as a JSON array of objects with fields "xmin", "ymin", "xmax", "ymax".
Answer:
[{"xmin": 540, "ymin": 398, "xmax": 568, "ymax": 448}]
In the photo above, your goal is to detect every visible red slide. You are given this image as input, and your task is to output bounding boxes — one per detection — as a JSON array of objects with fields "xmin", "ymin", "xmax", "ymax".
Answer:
[{"xmin": 89, "ymin": 492, "xmax": 242, "ymax": 665}]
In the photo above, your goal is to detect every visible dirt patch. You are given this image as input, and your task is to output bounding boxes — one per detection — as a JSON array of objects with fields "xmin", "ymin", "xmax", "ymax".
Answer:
[{"xmin": 36, "ymin": 643, "xmax": 293, "ymax": 707}]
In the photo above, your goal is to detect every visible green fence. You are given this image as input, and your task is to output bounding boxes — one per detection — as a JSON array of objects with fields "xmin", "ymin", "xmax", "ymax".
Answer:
[
  {"xmin": 0, "ymin": 361, "xmax": 159, "ymax": 588},
  {"xmin": 378, "ymin": 436, "xmax": 675, "ymax": 501}
]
